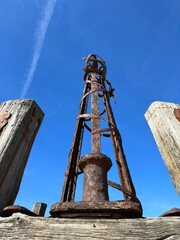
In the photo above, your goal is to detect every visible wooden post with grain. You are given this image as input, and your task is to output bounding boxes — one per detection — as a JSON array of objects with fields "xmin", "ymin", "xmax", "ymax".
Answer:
[
  {"xmin": 0, "ymin": 213, "xmax": 180, "ymax": 240},
  {"xmin": 0, "ymin": 99, "xmax": 44, "ymax": 215},
  {"xmin": 145, "ymin": 101, "xmax": 180, "ymax": 196}
]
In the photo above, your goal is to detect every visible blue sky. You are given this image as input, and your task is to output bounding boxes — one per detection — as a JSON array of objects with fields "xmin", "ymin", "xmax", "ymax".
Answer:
[{"xmin": 0, "ymin": 0, "xmax": 179, "ymax": 217}]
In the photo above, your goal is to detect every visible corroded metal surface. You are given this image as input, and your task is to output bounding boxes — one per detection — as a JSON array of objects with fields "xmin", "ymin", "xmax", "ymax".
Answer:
[
  {"xmin": 79, "ymin": 153, "xmax": 112, "ymax": 201},
  {"xmin": 60, "ymin": 84, "xmax": 90, "ymax": 202},
  {"xmin": 3, "ymin": 205, "xmax": 38, "ymax": 217},
  {"xmin": 51, "ymin": 54, "xmax": 142, "ymax": 218},
  {"xmin": 107, "ymin": 180, "xmax": 141, "ymax": 203},
  {"xmin": 50, "ymin": 201, "xmax": 142, "ymax": 218},
  {"xmin": 160, "ymin": 208, "xmax": 180, "ymax": 217},
  {"xmin": 3, "ymin": 203, "xmax": 47, "ymax": 217},
  {"xmin": 91, "ymin": 73, "xmax": 101, "ymax": 153}
]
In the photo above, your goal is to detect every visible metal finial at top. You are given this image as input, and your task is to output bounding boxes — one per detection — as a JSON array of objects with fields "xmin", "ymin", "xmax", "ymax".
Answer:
[{"xmin": 83, "ymin": 54, "xmax": 106, "ymax": 80}]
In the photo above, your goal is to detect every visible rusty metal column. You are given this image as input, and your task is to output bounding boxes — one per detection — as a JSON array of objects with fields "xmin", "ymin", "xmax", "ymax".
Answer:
[
  {"xmin": 50, "ymin": 54, "xmax": 143, "ymax": 218},
  {"xmin": 91, "ymin": 73, "xmax": 101, "ymax": 153},
  {"xmin": 79, "ymin": 71, "xmax": 112, "ymax": 202},
  {"xmin": 79, "ymin": 153, "xmax": 112, "ymax": 201}
]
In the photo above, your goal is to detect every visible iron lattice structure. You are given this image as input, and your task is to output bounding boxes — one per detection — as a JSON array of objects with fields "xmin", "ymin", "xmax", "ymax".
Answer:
[{"xmin": 50, "ymin": 54, "xmax": 142, "ymax": 218}]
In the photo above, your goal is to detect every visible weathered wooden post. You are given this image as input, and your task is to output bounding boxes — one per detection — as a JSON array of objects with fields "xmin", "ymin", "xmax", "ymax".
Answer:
[
  {"xmin": 145, "ymin": 101, "xmax": 180, "ymax": 196},
  {"xmin": 0, "ymin": 99, "xmax": 44, "ymax": 215},
  {"xmin": 32, "ymin": 202, "xmax": 47, "ymax": 217}
]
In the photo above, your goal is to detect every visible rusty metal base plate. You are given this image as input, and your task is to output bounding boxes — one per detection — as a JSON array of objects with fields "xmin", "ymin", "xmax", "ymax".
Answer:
[{"xmin": 50, "ymin": 201, "xmax": 142, "ymax": 218}]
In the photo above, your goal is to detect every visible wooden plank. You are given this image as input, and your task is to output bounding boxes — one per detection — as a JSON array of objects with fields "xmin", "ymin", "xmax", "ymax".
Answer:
[
  {"xmin": 0, "ymin": 213, "xmax": 180, "ymax": 239},
  {"xmin": 145, "ymin": 101, "xmax": 180, "ymax": 196},
  {"xmin": 32, "ymin": 203, "xmax": 47, "ymax": 216},
  {"xmin": 0, "ymin": 100, "xmax": 44, "ymax": 215}
]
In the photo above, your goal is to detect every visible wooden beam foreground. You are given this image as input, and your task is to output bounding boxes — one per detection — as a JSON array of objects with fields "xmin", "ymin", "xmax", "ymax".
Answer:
[
  {"xmin": 145, "ymin": 101, "xmax": 180, "ymax": 196},
  {"xmin": 0, "ymin": 213, "xmax": 180, "ymax": 239},
  {"xmin": 0, "ymin": 99, "xmax": 44, "ymax": 215}
]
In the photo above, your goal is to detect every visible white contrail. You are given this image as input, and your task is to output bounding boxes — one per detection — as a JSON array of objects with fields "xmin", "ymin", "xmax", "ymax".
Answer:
[{"xmin": 20, "ymin": 0, "xmax": 57, "ymax": 98}]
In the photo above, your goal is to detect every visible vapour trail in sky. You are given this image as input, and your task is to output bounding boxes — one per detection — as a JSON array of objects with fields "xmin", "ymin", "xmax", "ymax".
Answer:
[{"xmin": 20, "ymin": 0, "xmax": 57, "ymax": 98}]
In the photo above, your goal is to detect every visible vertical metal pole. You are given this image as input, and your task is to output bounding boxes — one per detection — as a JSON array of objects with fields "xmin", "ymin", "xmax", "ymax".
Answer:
[{"xmin": 91, "ymin": 73, "xmax": 101, "ymax": 154}]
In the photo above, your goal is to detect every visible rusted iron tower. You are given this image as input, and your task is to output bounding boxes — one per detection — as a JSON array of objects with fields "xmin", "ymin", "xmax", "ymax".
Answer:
[{"xmin": 50, "ymin": 54, "xmax": 142, "ymax": 218}]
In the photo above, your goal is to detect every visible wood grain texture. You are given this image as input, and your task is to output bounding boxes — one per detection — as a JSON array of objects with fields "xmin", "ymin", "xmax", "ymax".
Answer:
[
  {"xmin": 0, "ymin": 100, "xmax": 44, "ymax": 215},
  {"xmin": 0, "ymin": 213, "xmax": 180, "ymax": 239},
  {"xmin": 145, "ymin": 101, "xmax": 180, "ymax": 196}
]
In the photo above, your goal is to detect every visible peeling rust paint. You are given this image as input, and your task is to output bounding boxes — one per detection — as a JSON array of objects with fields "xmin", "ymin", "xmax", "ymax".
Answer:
[
  {"xmin": 0, "ymin": 111, "xmax": 11, "ymax": 131},
  {"xmin": 174, "ymin": 109, "xmax": 180, "ymax": 122}
]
